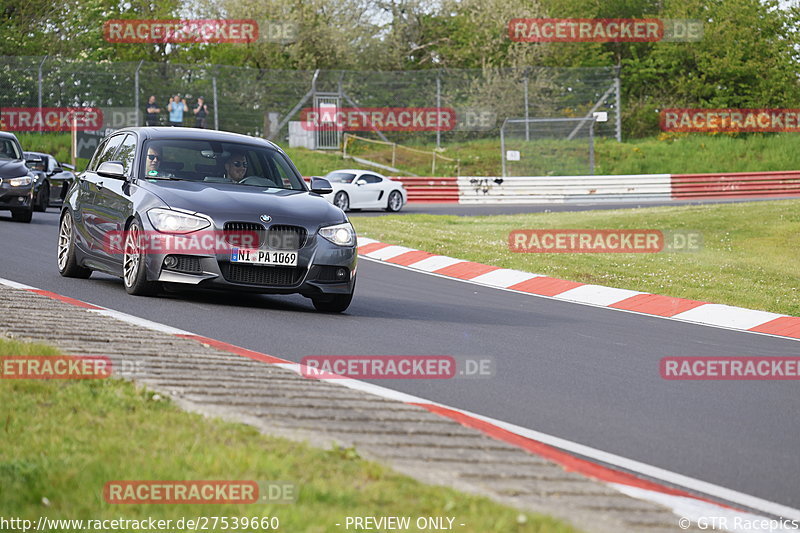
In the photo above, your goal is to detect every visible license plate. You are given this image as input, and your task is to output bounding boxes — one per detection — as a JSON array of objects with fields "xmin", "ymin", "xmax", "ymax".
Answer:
[{"xmin": 230, "ymin": 248, "xmax": 298, "ymax": 266}]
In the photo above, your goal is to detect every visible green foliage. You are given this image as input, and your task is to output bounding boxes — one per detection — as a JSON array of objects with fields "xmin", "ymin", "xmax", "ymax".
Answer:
[{"xmin": 3, "ymin": 0, "xmax": 799, "ymax": 138}]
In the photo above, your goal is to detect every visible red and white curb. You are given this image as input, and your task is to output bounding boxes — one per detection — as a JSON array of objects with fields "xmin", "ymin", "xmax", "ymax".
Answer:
[
  {"xmin": 1, "ymin": 275, "xmax": 798, "ymax": 531},
  {"xmin": 356, "ymin": 237, "xmax": 800, "ymax": 342}
]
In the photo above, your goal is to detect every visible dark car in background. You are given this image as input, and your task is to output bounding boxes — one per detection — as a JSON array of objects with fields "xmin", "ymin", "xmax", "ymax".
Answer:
[
  {"xmin": 58, "ymin": 127, "xmax": 357, "ymax": 312},
  {"xmin": 23, "ymin": 151, "xmax": 76, "ymax": 212},
  {"xmin": 0, "ymin": 131, "xmax": 35, "ymax": 222}
]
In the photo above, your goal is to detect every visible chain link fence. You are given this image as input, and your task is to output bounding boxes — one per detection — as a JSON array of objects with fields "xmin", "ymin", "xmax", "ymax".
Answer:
[
  {"xmin": 501, "ymin": 117, "xmax": 600, "ymax": 177},
  {"xmin": 1, "ymin": 56, "xmax": 620, "ymax": 143}
]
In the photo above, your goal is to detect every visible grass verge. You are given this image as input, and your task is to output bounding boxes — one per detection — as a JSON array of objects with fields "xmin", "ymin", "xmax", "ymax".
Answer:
[
  {"xmin": 351, "ymin": 200, "xmax": 800, "ymax": 317},
  {"xmin": 0, "ymin": 337, "xmax": 577, "ymax": 533}
]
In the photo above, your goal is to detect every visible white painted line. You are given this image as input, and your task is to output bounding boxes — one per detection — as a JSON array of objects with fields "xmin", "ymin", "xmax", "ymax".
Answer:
[
  {"xmin": 0, "ymin": 277, "xmax": 36, "ymax": 290},
  {"xmin": 673, "ymin": 305, "xmax": 786, "ymax": 330},
  {"xmin": 609, "ymin": 484, "xmax": 794, "ymax": 533},
  {"xmin": 87, "ymin": 308, "xmax": 193, "ymax": 336},
  {"xmin": 274, "ymin": 362, "xmax": 436, "ymax": 404},
  {"xmin": 357, "ymin": 236, "xmax": 379, "ymax": 246},
  {"xmin": 366, "ymin": 245, "xmax": 416, "ymax": 261},
  {"xmin": 406, "ymin": 255, "xmax": 464, "ymax": 272},
  {"xmin": 469, "ymin": 269, "xmax": 541, "ymax": 288},
  {"xmin": 555, "ymin": 284, "xmax": 645, "ymax": 307}
]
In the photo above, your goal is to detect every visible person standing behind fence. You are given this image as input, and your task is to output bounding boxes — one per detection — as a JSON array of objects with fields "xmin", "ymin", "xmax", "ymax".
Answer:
[
  {"xmin": 193, "ymin": 96, "xmax": 209, "ymax": 129},
  {"xmin": 167, "ymin": 94, "xmax": 188, "ymax": 127},
  {"xmin": 145, "ymin": 95, "xmax": 161, "ymax": 126}
]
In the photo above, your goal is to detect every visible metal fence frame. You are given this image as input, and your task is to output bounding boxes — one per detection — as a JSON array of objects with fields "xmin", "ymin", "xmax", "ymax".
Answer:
[{"xmin": 500, "ymin": 117, "xmax": 598, "ymax": 177}]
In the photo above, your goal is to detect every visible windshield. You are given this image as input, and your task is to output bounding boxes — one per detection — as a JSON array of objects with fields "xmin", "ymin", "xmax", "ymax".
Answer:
[
  {"xmin": 325, "ymin": 172, "xmax": 356, "ymax": 183},
  {"xmin": 141, "ymin": 140, "xmax": 307, "ymax": 191},
  {"xmin": 0, "ymin": 139, "xmax": 22, "ymax": 161}
]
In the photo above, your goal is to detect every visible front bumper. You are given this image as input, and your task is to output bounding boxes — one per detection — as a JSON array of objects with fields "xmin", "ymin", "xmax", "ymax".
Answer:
[
  {"xmin": 0, "ymin": 182, "xmax": 34, "ymax": 211},
  {"xmin": 146, "ymin": 233, "xmax": 357, "ymax": 296}
]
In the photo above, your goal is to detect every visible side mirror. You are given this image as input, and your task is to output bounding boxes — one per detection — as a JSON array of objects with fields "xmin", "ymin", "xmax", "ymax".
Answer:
[
  {"xmin": 52, "ymin": 167, "xmax": 63, "ymax": 174},
  {"xmin": 356, "ymin": 179, "xmax": 367, "ymax": 186},
  {"xmin": 310, "ymin": 177, "xmax": 333, "ymax": 194},
  {"xmin": 97, "ymin": 161, "xmax": 126, "ymax": 180}
]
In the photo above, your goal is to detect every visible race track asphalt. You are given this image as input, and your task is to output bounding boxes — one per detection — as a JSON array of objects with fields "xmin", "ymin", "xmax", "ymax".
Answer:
[{"xmin": 1, "ymin": 209, "xmax": 798, "ymax": 510}]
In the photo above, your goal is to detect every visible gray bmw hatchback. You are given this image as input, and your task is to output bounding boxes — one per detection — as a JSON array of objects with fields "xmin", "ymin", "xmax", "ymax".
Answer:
[{"xmin": 58, "ymin": 127, "xmax": 357, "ymax": 312}]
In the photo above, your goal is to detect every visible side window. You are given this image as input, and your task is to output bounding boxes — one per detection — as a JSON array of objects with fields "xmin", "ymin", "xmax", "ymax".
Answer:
[
  {"xmin": 117, "ymin": 134, "xmax": 137, "ymax": 175},
  {"xmin": 94, "ymin": 134, "xmax": 126, "ymax": 169},
  {"xmin": 47, "ymin": 156, "xmax": 56, "ymax": 172},
  {"xmin": 88, "ymin": 139, "xmax": 108, "ymax": 171},
  {"xmin": 361, "ymin": 174, "xmax": 383, "ymax": 184}
]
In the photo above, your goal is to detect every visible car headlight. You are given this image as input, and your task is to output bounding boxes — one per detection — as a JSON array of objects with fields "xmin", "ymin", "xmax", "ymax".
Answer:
[
  {"xmin": 319, "ymin": 222, "xmax": 356, "ymax": 247},
  {"xmin": 147, "ymin": 208, "xmax": 210, "ymax": 234},
  {"xmin": 7, "ymin": 176, "xmax": 32, "ymax": 187}
]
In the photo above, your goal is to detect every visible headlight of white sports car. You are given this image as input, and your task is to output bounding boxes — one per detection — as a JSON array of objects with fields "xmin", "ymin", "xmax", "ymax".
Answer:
[
  {"xmin": 147, "ymin": 208, "xmax": 211, "ymax": 234},
  {"xmin": 319, "ymin": 222, "xmax": 356, "ymax": 246}
]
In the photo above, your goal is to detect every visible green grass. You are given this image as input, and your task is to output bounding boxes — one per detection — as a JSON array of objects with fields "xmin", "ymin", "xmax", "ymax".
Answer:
[
  {"xmin": 351, "ymin": 200, "xmax": 800, "ymax": 317},
  {"xmin": 16, "ymin": 132, "xmax": 800, "ymax": 178},
  {"xmin": 290, "ymin": 133, "xmax": 800, "ymax": 177},
  {"xmin": 0, "ymin": 337, "xmax": 577, "ymax": 533}
]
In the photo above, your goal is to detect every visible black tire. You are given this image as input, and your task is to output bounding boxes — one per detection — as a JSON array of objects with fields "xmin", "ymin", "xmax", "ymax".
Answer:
[
  {"xmin": 123, "ymin": 218, "xmax": 161, "ymax": 296},
  {"xmin": 34, "ymin": 182, "xmax": 49, "ymax": 212},
  {"xmin": 57, "ymin": 211, "xmax": 92, "ymax": 278},
  {"xmin": 312, "ymin": 291, "xmax": 354, "ymax": 313},
  {"xmin": 10, "ymin": 204, "xmax": 33, "ymax": 223},
  {"xmin": 385, "ymin": 190, "xmax": 403, "ymax": 212},
  {"xmin": 333, "ymin": 191, "xmax": 350, "ymax": 212}
]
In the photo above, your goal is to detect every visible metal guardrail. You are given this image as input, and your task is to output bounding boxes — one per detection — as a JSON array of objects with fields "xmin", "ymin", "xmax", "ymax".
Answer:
[{"xmin": 671, "ymin": 171, "xmax": 800, "ymax": 199}]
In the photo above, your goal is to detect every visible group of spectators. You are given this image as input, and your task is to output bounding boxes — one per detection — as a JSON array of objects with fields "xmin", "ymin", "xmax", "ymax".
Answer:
[{"xmin": 145, "ymin": 94, "xmax": 209, "ymax": 128}]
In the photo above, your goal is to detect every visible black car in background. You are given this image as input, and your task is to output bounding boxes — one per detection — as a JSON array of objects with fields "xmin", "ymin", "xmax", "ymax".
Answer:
[
  {"xmin": 0, "ymin": 131, "xmax": 35, "ymax": 222},
  {"xmin": 58, "ymin": 127, "xmax": 357, "ymax": 312},
  {"xmin": 24, "ymin": 151, "xmax": 76, "ymax": 212}
]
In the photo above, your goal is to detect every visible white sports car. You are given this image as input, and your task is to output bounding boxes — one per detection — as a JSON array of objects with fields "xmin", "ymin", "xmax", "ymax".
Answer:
[{"xmin": 320, "ymin": 170, "xmax": 407, "ymax": 212}]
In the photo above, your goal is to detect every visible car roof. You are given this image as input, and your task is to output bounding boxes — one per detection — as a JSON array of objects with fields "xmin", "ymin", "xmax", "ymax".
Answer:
[
  {"xmin": 0, "ymin": 131, "xmax": 19, "ymax": 141},
  {"xmin": 23, "ymin": 151, "xmax": 49, "ymax": 158},
  {"xmin": 115, "ymin": 127, "xmax": 283, "ymax": 151},
  {"xmin": 329, "ymin": 169, "xmax": 386, "ymax": 176}
]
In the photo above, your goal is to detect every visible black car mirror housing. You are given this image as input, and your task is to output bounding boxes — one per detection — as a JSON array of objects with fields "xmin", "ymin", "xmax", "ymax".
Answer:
[{"xmin": 310, "ymin": 177, "xmax": 333, "ymax": 194}]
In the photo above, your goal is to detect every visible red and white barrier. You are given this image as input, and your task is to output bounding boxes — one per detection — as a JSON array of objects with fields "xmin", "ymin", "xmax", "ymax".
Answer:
[{"xmin": 389, "ymin": 171, "xmax": 800, "ymax": 204}]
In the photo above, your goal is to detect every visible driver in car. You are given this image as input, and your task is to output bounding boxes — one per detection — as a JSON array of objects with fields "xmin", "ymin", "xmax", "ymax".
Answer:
[
  {"xmin": 146, "ymin": 146, "xmax": 162, "ymax": 174},
  {"xmin": 224, "ymin": 151, "xmax": 248, "ymax": 182}
]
